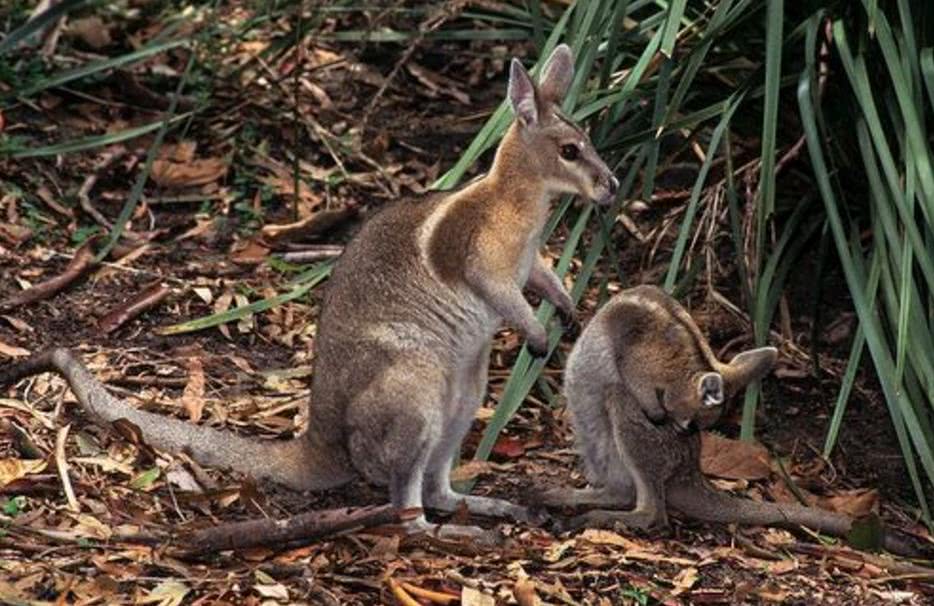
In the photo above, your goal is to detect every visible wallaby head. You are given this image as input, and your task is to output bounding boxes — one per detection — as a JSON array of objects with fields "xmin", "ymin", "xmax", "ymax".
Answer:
[
  {"xmin": 670, "ymin": 346, "xmax": 777, "ymax": 431},
  {"xmin": 601, "ymin": 286, "xmax": 777, "ymax": 431},
  {"xmin": 506, "ymin": 44, "xmax": 618, "ymax": 204}
]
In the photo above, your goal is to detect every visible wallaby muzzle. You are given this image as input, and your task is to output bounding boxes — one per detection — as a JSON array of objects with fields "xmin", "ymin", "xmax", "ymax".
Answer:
[{"xmin": 593, "ymin": 174, "xmax": 619, "ymax": 206}]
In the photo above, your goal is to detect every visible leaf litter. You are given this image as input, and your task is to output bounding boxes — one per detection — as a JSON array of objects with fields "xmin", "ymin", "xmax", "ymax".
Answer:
[{"xmin": 0, "ymin": 2, "xmax": 931, "ymax": 605}]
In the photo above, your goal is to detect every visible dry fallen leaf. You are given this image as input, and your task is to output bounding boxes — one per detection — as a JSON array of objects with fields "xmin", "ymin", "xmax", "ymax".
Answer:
[
  {"xmin": 151, "ymin": 157, "xmax": 228, "ymax": 187},
  {"xmin": 767, "ymin": 559, "xmax": 799, "ymax": 575},
  {"xmin": 700, "ymin": 432, "xmax": 773, "ymax": 480},
  {"xmin": 577, "ymin": 528, "xmax": 643, "ymax": 550},
  {"xmin": 0, "ymin": 338, "xmax": 30, "ymax": 357},
  {"xmin": 0, "ymin": 458, "xmax": 47, "ymax": 487},
  {"xmin": 670, "ymin": 566, "xmax": 698, "ymax": 596},
  {"xmin": 68, "ymin": 16, "xmax": 111, "ymax": 49},
  {"xmin": 513, "ymin": 578, "xmax": 540, "ymax": 606},
  {"xmin": 818, "ymin": 488, "xmax": 878, "ymax": 518},
  {"xmin": 450, "ymin": 460, "xmax": 492, "ymax": 483},
  {"xmin": 461, "ymin": 586, "xmax": 495, "ymax": 606},
  {"xmin": 138, "ymin": 580, "xmax": 189, "ymax": 606},
  {"xmin": 181, "ymin": 357, "xmax": 206, "ymax": 422}
]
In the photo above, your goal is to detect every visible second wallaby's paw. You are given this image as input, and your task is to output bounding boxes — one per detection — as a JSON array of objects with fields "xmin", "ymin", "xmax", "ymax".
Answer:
[
  {"xmin": 557, "ymin": 306, "xmax": 581, "ymax": 340},
  {"xmin": 527, "ymin": 331, "xmax": 549, "ymax": 358},
  {"xmin": 569, "ymin": 509, "xmax": 657, "ymax": 532},
  {"xmin": 522, "ymin": 505, "xmax": 553, "ymax": 528}
]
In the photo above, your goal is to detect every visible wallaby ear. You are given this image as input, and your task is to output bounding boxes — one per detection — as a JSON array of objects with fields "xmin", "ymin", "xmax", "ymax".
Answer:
[
  {"xmin": 508, "ymin": 58, "xmax": 538, "ymax": 127},
  {"xmin": 698, "ymin": 372, "xmax": 724, "ymax": 408},
  {"xmin": 538, "ymin": 43, "xmax": 574, "ymax": 104},
  {"xmin": 722, "ymin": 347, "xmax": 778, "ymax": 394}
]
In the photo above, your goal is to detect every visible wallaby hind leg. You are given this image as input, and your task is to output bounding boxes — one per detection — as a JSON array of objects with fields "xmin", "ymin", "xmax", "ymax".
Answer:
[
  {"xmin": 346, "ymin": 362, "xmax": 491, "ymax": 539},
  {"xmin": 568, "ymin": 480, "xmax": 666, "ymax": 531},
  {"xmin": 571, "ymin": 406, "xmax": 668, "ymax": 529},
  {"xmin": 423, "ymin": 343, "xmax": 532, "ymax": 523}
]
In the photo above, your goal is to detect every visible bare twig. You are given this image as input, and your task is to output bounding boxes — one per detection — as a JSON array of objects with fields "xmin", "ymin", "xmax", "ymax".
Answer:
[
  {"xmin": 54, "ymin": 424, "xmax": 79, "ymax": 512},
  {"xmin": 0, "ymin": 238, "xmax": 99, "ymax": 312},
  {"xmin": 278, "ymin": 246, "xmax": 344, "ymax": 263},
  {"xmin": 98, "ymin": 282, "xmax": 172, "ymax": 334}
]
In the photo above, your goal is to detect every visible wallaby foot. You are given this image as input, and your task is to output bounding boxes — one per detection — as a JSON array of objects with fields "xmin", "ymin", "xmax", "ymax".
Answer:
[
  {"xmin": 533, "ymin": 485, "xmax": 632, "ymax": 510},
  {"xmin": 424, "ymin": 488, "xmax": 542, "ymax": 525},
  {"xmin": 402, "ymin": 516, "xmax": 505, "ymax": 547},
  {"xmin": 567, "ymin": 507, "xmax": 665, "ymax": 533}
]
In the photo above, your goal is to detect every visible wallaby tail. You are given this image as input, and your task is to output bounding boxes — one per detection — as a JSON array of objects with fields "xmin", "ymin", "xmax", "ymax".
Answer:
[
  {"xmin": 1, "ymin": 348, "xmax": 354, "ymax": 492},
  {"xmin": 669, "ymin": 475, "xmax": 924, "ymax": 558}
]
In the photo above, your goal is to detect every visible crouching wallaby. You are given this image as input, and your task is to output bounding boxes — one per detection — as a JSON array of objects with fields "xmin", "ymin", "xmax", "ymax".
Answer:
[
  {"xmin": 538, "ymin": 285, "xmax": 922, "ymax": 556},
  {"xmin": 0, "ymin": 45, "xmax": 619, "ymax": 540}
]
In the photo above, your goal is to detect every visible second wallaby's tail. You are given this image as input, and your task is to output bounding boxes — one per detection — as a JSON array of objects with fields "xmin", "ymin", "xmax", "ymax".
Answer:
[
  {"xmin": 669, "ymin": 475, "xmax": 925, "ymax": 557},
  {"xmin": 1, "ymin": 348, "xmax": 354, "ymax": 492}
]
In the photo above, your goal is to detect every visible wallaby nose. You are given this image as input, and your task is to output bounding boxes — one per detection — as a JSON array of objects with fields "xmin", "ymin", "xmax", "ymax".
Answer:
[{"xmin": 608, "ymin": 175, "xmax": 619, "ymax": 195}]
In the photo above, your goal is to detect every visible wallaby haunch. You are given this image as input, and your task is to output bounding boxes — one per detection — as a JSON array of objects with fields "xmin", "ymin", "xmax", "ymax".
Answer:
[
  {"xmin": 539, "ymin": 285, "xmax": 922, "ymax": 557},
  {"xmin": 0, "ymin": 44, "xmax": 618, "ymax": 539}
]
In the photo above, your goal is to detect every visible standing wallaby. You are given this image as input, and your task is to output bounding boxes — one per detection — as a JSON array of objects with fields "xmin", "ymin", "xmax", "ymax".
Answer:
[
  {"xmin": 538, "ymin": 285, "xmax": 921, "ymax": 556},
  {"xmin": 0, "ymin": 45, "xmax": 619, "ymax": 539}
]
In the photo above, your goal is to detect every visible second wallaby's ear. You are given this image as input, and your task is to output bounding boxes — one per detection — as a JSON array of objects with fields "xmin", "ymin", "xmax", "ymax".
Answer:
[
  {"xmin": 699, "ymin": 372, "xmax": 724, "ymax": 407},
  {"xmin": 538, "ymin": 43, "xmax": 574, "ymax": 104},
  {"xmin": 722, "ymin": 347, "xmax": 778, "ymax": 394},
  {"xmin": 508, "ymin": 58, "xmax": 538, "ymax": 127}
]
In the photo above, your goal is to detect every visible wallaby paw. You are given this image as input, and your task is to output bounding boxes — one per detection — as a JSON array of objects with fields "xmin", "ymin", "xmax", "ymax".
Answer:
[
  {"xmin": 568, "ymin": 510, "xmax": 656, "ymax": 532},
  {"xmin": 527, "ymin": 335, "xmax": 549, "ymax": 358},
  {"xmin": 557, "ymin": 307, "xmax": 581, "ymax": 340},
  {"xmin": 522, "ymin": 504, "xmax": 553, "ymax": 528}
]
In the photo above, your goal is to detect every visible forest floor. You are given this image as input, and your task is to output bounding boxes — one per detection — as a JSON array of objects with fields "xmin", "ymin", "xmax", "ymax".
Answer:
[{"xmin": 1, "ymin": 3, "xmax": 933, "ymax": 605}]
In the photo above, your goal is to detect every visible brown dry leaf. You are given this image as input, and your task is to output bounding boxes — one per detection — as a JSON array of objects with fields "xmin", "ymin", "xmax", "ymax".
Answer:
[
  {"xmin": 69, "ymin": 16, "xmax": 111, "ymax": 49},
  {"xmin": 0, "ymin": 222, "xmax": 32, "ymax": 247},
  {"xmin": 158, "ymin": 141, "xmax": 196, "ymax": 163},
  {"xmin": 450, "ymin": 460, "xmax": 492, "ymax": 483},
  {"xmin": 461, "ymin": 586, "xmax": 495, "ymax": 606},
  {"xmin": 670, "ymin": 566, "xmax": 698, "ymax": 596},
  {"xmin": 700, "ymin": 432, "xmax": 773, "ymax": 480},
  {"xmin": 767, "ymin": 559, "xmax": 799, "ymax": 575},
  {"xmin": 258, "ymin": 169, "xmax": 321, "ymax": 218},
  {"xmin": 138, "ymin": 580, "xmax": 189, "ymax": 606},
  {"xmin": 513, "ymin": 578, "xmax": 540, "ymax": 606},
  {"xmin": 818, "ymin": 488, "xmax": 878, "ymax": 518},
  {"xmin": 0, "ymin": 338, "xmax": 30, "ymax": 357},
  {"xmin": 230, "ymin": 239, "xmax": 270, "ymax": 265},
  {"xmin": 181, "ymin": 357, "xmax": 206, "ymax": 422},
  {"xmin": 251, "ymin": 155, "xmax": 326, "ymax": 218},
  {"xmin": 151, "ymin": 157, "xmax": 227, "ymax": 187},
  {"xmin": 0, "ymin": 458, "xmax": 47, "ymax": 487},
  {"xmin": 577, "ymin": 528, "xmax": 644, "ymax": 550},
  {"xmin": 213, "ymin": 291, "xmax": 233, "ymax": 339}
]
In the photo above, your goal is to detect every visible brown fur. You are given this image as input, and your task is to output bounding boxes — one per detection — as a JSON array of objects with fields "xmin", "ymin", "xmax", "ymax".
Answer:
[
  {"xmin": 0, "ymin": 45, "xmax": 616, "ymax": 540},
  {"xmin": 539, "ymin": 285, "xmax": 922, "ymax": 556}
]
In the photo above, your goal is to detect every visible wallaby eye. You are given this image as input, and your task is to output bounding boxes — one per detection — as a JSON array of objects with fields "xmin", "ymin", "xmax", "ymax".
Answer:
[{"xmin": 559, "ymin": 144, "xmax": 580, "ymax": 161}]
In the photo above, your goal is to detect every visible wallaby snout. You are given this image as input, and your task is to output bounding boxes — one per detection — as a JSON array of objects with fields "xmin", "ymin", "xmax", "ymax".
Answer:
[{"xmin": 593, "ymin": 173, "xmax": 619, "ymax": 205}]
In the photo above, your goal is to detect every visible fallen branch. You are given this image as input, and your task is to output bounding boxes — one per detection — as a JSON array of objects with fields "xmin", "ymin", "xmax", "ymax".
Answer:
[
  {"xmin": 54, "ymin": 424, "xmax": 79, "ymax": 512},
  {"xmin": 177, "ymin": 505, "xmax": 416, "ymax": 557},
  {"xmin": 0, "ymin": 239, "xmax": 98, "ymax": 312},
  {"xmin": 98, "ymin": 281, "xmax": 172, "ymax": 334}
]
